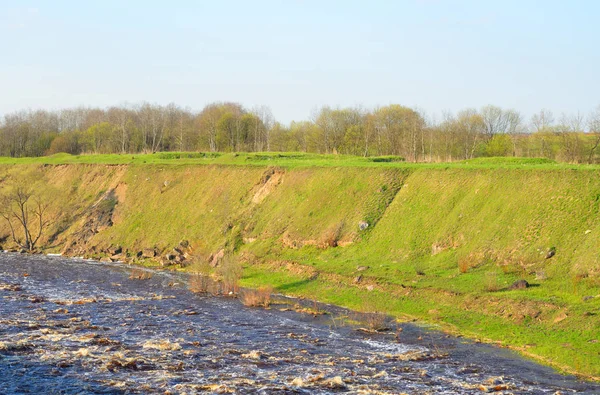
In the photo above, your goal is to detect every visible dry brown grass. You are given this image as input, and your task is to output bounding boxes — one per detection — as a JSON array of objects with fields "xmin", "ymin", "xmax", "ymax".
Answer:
[
  {"xmin": 458, "ymin": 255, "xmax": 472, "ymax": 273},
  {"xmin": 457, "ymin": 250, "xmax": 490, "ymax": 273},
  {"xmin": 239, "ymin": 286, "xmax": 273, "ymax": 307},
  {"xmin": 188, "ymin": 273, "xmax": 211, "ymax": 294}
]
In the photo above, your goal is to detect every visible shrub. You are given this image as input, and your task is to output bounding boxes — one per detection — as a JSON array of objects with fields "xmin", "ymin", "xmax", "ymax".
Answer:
[
  {"xmin": 368, "ymin": 155, "xmax": 405, "ymax": 163},
  {"xmin": 239, "ymin": 286, "xmax": 273, "ymax": 307},
  {"xmin": 458, "ymin": 256, "xmax": 471, "ymax": 273},
  {"xmin": 365, "ymin": 311, "xmax": 388, "ymax": 331},
  {"xmin": 358, "ymin": 300, "xmax": 389, "ymax": 331},
  {"xmin": 217, "ymin": 254, "xmax": 242, "ymax": 294},
  {"xmin": 188, "ymin": 273, "xmax": 210, "ymax": 294}
]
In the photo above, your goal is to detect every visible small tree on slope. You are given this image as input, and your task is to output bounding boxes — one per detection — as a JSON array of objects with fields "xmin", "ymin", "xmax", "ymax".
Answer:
[{"xmin": 0, "ymin": 183, "xmax": 51, "ymax": 252}]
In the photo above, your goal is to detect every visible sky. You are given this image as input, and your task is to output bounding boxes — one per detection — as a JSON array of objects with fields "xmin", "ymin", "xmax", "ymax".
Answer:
[{"xmin": 0, "ymin": 0, "xmax": 598, "ymax": 124}]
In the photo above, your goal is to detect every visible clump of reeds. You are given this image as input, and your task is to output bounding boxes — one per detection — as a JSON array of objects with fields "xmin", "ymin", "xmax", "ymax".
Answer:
[{"xmin": 239, "ymin": 286, "xmax": 273, "ymax": 308}]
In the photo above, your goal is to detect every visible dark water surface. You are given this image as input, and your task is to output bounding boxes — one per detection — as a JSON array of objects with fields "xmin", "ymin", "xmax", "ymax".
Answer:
[{"xmin": 0, "ymin": 253, "xmax": 598, "ymax": 394}]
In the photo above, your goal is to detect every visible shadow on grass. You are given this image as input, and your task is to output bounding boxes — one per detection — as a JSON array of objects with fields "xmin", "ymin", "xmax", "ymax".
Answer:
[
  {"xmin": 491, "ymin": 283, "xmax": 541, "ymax": 293},
  {"xmin": 277, "ymin": 278, "xmax": 315, "ymax": 292}
]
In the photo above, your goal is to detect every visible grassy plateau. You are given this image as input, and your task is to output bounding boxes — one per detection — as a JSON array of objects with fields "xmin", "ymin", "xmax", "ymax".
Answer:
[{"xmin": 0, "ymin": 152, "xmax": 598, "ymax": 379}]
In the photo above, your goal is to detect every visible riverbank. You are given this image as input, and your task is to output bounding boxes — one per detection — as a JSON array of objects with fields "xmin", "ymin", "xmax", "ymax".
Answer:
[
  {"xmin": 4, "ymin": 253, "xmax": 599, "ymax": 393},
  {"xmin": 0, "ymin": 153, "xmax": 598, "ymax": 379}
]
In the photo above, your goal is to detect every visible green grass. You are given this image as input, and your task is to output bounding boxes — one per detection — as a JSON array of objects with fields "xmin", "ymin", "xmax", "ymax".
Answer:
[
  {"xmin": 0, "ymin": 153, "xmax": 599, "ymax": 379},
  {"xmin": 1, "ymin": 151, "xmax": 600, "ymax": 171}
]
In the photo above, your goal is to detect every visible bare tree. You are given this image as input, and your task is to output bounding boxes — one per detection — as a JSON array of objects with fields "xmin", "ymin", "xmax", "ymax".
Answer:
[
  {"xmin": 530, "ymin": 109, "xmax": 555, "ymax": 132},
  {"xmin": 1, "ymin": 184, "xmax": 51, "ymax": 252},
  {"xmin": 587, "ymin": 105, "xmax": 600, "ymax": 163}
]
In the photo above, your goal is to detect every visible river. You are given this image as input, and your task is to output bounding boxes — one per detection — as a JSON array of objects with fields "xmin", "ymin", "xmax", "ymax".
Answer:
[{"xmin": 0, "ymin": 253, "xmax": 598, "ymax": 394}]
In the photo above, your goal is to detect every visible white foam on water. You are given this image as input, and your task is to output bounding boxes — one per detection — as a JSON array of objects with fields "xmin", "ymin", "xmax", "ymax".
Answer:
[{"xmin": 362, "ymin": 338, "xmax": 427, "ymax": 354}]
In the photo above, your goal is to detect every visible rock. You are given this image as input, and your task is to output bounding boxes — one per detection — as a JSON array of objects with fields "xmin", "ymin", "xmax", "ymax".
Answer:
[
  {"xmin": 209, "ymin": 249, "xmax": 225, "ymax": 267},
  {"xmin": 110, "ymin": 254, "xmax": 123, "ymax": 262},
  {"xmin": 353, "ymin": 275, "xmax": 363, "ymax": 284},
  {"xmin": 107, "ymin": 245, "xmax": 122, "ymax": 255},
  {"xmin": 0, "ymin": 283, "xmax": 22, "ymax": 291},
  {"xmin": 508, "ymin": 279, "xmax": 529, "ymax": 290},
  {"xmin": 142, "ymin": 340, "xmax": 181, "ymax": 351},
  {"xmin": 545, "ymin": 247, "xmax": 556, "ymax": 259},
  {"xmin": 241, "ymin": 350, "xmax": 262, "ymax": 360},
  {"xmin": 485, "ymin": 376, "xmax": 504, "ymax": 386},
  {"xmin": 585, "ymin": 229, "xmax": 592, "ymax": 235},
  {"xmin": 358, "ymin": 221, "xmax": 369, "ymax": 231},
  {"xmin": 583, "ymin": 295, "xmax": 595, "ymax": 302},
  {"xmin": 553, "ymin": 312, "xmax": 568, "ymax": 323},
  {"xmin": 100, "ymin": 257, "xmax": 112, "ymax": 263},
  {"xmin": 160, "ymin": 259, "xmax": 176, "ymax": 267},
  {"xmin": 535, "ymin": 270, "xmax": 547, "ymax": 281},
  {"xmin": 356, "ymin": 265, "xmax": 369, "ymax": 272},
  {"xmin": 323, "ymin": 376, "xmax": 346, "ymax": 389},
  {"xmin": 141, "ymin": 248, "xmax": 156, "ymax": 259},
  {"xmin": 179, "ymin": 240, "xmax": 190, "ymax": 249},
  {"xmin": 291, "ymin": 377, "xmax": 305, "ymax": 387},
  {"xmin": 29, "ymin": 296, "xmax": 45, "ymax": 303},
  {"xmin": 165, "ymin": 253, "xmax": 176, "ymax": 261}
]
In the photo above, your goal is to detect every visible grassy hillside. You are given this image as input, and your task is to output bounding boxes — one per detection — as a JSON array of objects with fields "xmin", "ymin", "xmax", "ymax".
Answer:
[{"xmin": 0, "ymin": 154, "xmax": 598, "ymax": 379}]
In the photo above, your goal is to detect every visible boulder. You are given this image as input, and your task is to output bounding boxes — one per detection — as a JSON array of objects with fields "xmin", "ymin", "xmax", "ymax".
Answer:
[
  {"xmin": 179, "ymin": 240, "xmax": 190, "ymax": 249},
  {"xmin": 545, "ymin": 247, "xmax": 556, "ymax": 259},
  {"xmin": 160, "ymin": 258, "xmax": 176, "ymax": 267},
  {"xmin": 209, "ymin": 249, "xmax": 225, "ymax": 267},
  {"xmin": 142, "ymin": 248, "xmax": 156, "ymax": 259},
  {"xmin": 508, "ymin": 279, "xmax": 529, "ymax": 290},
  {"xmin": 107, "ymin": 245, "xmax": 122, "ymax": 255},
  {"xmin": 358, "ymin": 221, "xmax": 369, "ymax": 231}
]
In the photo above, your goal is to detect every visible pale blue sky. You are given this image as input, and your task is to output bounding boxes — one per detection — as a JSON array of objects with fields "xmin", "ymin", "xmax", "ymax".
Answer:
[{"xmin": 1, "ymin": 0, "xmax": 598, "ymax": 124}]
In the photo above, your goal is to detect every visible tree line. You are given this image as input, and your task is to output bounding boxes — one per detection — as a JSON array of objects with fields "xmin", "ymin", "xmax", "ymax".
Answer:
[{"xmin": 1, "ymin": 102, "xmax": 599, "ymax": 163}]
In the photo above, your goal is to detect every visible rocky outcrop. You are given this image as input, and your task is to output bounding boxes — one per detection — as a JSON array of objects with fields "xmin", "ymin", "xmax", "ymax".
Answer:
[{"xmin": 62, "ymin": 190, "xmax": 119, "ymax": 256}]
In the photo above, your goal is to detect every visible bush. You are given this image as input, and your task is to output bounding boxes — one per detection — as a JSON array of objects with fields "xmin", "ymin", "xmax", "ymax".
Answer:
[
  {"xmin": 156, "ymin": 152, "xmax": 221, "ymax": 160},
  {"xmin": 368, "ymin": 155, "xmax": 405, "ymax": 163},
  {"xmin": 188, "ymin": 273, "xmax": 211, "ymax": 294},
  {"xmin": 239, "ymin": 286, "xmax": 273, "ymax": 307},
  {"xmin": 217, "ymin": 254, "xmax": 242, "ymax": 294}
]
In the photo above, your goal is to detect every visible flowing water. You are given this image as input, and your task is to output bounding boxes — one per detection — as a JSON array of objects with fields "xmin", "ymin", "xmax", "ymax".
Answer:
[{"xmin": 0, "ymin": 253, "xmax": 598, "ymax": 394}]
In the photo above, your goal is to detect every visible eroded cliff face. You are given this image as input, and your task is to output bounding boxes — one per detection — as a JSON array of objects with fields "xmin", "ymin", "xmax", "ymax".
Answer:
[
  {"xmin": 1, "ymin": 164, "xmax": 599, "ymax": 274},
  {"xmin": 0, "ymin": 164, "xmax": 407, "ymax": 264}
]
